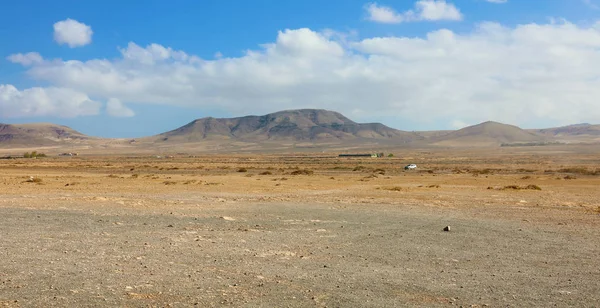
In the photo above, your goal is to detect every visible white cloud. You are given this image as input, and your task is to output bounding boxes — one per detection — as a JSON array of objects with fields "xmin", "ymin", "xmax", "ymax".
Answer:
[
  {"xmin": 365, "ymin": 1, "xmax": 463, "ymax": 24},
  {"xmin": 6, "ymin": 52, "xmax": 43, "ymax": 66},
  {"xmin": 106, "ymin": 98, "xmax": 135, "ymax": 117},
  {"xmin": 53, "ymin": 18, "xmax": 93, "ymax": 48},
  {"xmin": 0, "ymin": 84, "xmax": 101, "ymax": 118},
  {"xmin": 485, "ymin": 0, "xmax": 507, "ymax": 3},
  {"xmin": 9, "ymin": 20, "xmax": 600, "ymax": 128},
  {"xmin": 365, "ymin": 3, "xmax": 404, "ymax": 23}
]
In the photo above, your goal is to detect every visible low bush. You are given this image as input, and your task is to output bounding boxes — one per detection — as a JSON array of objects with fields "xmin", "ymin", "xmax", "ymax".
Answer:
[
  {"xmin": 500, "ymin": 184, "xmax": 541, "ymax": 191},
  {"xmin": 384, "ymin": 186, "xmax": 403, "ymax": 191},
  {"xmin": 290, "ymin": 169, "xmax": 313, "ymax": 175},
  {"xmin": 23, "ymin": 151, "xmax": 46, "ymax": 158}
]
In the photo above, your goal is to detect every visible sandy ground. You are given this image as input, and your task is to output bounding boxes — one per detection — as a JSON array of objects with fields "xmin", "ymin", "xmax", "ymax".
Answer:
[{"xmin": 1, "ymin": 147, "xmax": 599, "ymax": 307}]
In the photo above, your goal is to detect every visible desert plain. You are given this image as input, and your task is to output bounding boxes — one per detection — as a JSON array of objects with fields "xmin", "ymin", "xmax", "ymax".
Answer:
[{"xmin": 1, "ymin": 145, "xmax": 600, "ymax": 307}]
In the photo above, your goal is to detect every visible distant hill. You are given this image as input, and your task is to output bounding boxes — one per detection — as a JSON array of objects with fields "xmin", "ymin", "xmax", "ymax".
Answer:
[
  {"xmin": 4, "ymin": 111, "xmax": 600, "ymax": 152},
  {"xmin": 152, "ymin": 109, "xmax": 422, "ymax": 143},
  {"xmin": 530, "ymin": 123, "xmax": 600, "ymax": 143},
  {"xmin": 0, "ymin": 123, "xmax": 90, "ymax": 146},
  {"xmin": 533, "ymin": 123, "xmax": 600, "ymax": 137},
  {"xmin": 428, "ymin": 121, "xmax": 547, "ymax": 146}
]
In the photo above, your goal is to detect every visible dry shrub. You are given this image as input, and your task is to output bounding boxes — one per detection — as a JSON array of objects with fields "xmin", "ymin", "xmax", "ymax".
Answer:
[
  {"xmin": 521, "ymin": 176, "xmax": 532, "ymax": 180},
  {"xmin": 564, "ymin": 175, "xmax": 577, "ymax": 180},
  {"xmin": 516, "ymin": 168, "xmax": 535, "ymax": 173},
  {"xmin": 501, "ymin": 184, "xmax": 541, "ymax": 191},
  {"xmin": 384, "ymin": 186, "xmax": 403, "ymax": 191},
  {"xmin": 183, "ymin": 180, "xmax": 198, "ymax": 184},
  {"xmin": 290, "ymin": 169, "xmax": 313, "ymax": 175},
  {"xmin": 373, "ymin": 168, "xmax": 385, "ymax": 175},
  {"xmin": 353, "ymin": 166, "xmax": 366, "ymax": 172},
  {"xmin": 131, "ymin": 174, "xmax": 139, "ymax": 178},
  {"xmin": 163, "ymin": 181, "xmax": 177, "ymax": 185},
  {"xmin": 259, "ymin": 171, "xmax": 273, "ymax": 175},
  {"xmin": 427, "ymin": 184, "xmax": 440, "ymax": 188},
  {"xmin": 107, "ymin": 174, "xmax": 120, "ymax": 178},
  {"xmin": 557, "ymin": 167, "xmax": 600, "ymax": 175},
  {"xmin": 472, "ymin": 168, "xmax": 495, "ymax": 176},
  {"xmin": 332, "ymin": 166, "xmax": 349, "ymax": 170},
  {"xmin": 237, "ymin": 167, "xmax": 248, "ymax": 172},
  {"xmin": 524, "ymin": 184, "xmax": 542, "ymax": 190}
]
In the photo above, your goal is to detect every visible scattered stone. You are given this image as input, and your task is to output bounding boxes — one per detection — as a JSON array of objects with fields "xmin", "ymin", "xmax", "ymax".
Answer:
[{"xmin": 443, "ymin": 226, "xmax": 451, "ymax": 232}]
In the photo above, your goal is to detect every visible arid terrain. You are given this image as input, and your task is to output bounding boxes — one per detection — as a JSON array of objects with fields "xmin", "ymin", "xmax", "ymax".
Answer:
[{"xmin": 1, "ymin": 145, "xmax": 599, "ymax": 307}]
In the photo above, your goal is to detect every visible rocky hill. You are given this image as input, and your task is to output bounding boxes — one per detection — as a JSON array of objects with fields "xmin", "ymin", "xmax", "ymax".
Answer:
[
  {"xmin": 428, "ymin": 121, "xmax": 547, "ymax": 146},
  {"xmin": 0, "ymin": 123, "xmax": 90, "ymax": 146},
  {"xmin": 154, "ymin": 109, "xmax": 422, "ymax": 143}
]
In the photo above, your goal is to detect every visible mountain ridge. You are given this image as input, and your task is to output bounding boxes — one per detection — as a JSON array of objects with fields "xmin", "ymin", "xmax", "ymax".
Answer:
[
  {"xmin": 1, "ymin": 110, "xmax": 599, "ymax": 151},
  {"xmin": 153, "ymin": 109, "xmax": 421, "ymax": 143}
]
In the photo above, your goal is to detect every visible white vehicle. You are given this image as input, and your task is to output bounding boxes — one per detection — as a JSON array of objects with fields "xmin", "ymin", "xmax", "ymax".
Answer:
[{"xmin": 404, "ymin": 164, "xmax": 417, "ymax": 170}]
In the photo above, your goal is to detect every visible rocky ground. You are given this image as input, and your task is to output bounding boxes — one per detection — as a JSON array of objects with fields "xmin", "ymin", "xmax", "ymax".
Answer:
[{"xmin": 1, "ymin": 147, "xmax": 599, "ymax": 307}]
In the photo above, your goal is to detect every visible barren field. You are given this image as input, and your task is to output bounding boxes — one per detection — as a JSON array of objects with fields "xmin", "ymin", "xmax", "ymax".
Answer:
[{"xmin": 1, "ymin": 146, "xmax": 600, "ymax": 307}]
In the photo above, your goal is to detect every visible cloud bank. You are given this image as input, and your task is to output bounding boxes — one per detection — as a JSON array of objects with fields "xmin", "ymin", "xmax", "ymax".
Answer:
[
  {"xmin": 365, "ymin": 0, "xmax": 463, "ymax": 24},
  {"xmin": 6, "ymin": 19, "xmax": 600, "ymax": 128},
  {"xmin": 0, "ymin": 84, "xmax": 100, "ymax": 118}
]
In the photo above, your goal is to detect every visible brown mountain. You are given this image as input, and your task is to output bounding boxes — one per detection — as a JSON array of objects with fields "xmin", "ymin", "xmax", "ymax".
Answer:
[
  {"xmin": 533, "ymin": 123, "xmax": 600, "ymax": 136},
  {"xmin": 153, "ymin": 109, "xmax": 422, "ymax": 143},
  {"xmin": 530, "ymin": 123, "xmax": 600, "ymax": 143},
  {"xmin": 428, "ymin": 121, "xmax": 547, "ymax": 146},
  {"xmin": 0, "ymin": 123, "xmax": 90, "ymax": 146}
]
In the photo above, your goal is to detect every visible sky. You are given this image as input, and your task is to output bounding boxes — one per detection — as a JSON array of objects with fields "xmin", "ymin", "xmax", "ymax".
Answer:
[{"xmin": 1, "ymin": 0, "xmax": 600, "ymax": 138}]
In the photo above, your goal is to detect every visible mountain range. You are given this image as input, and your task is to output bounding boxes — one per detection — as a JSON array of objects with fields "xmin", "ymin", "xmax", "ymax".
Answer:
[{"xmin": 1, "ymin": 109, "xmax": 599, "ymax": 153}]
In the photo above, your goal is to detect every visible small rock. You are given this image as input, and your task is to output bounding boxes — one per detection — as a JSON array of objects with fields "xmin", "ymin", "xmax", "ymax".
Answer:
[{"xmin": 443, "ymin": 226, "xmax": 451, "ymax": 232}]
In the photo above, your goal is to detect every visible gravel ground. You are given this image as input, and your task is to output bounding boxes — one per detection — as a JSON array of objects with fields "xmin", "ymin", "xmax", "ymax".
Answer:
[{"xmin": 1, "ymin": 199, "xmax": 599, "ymax": 307}]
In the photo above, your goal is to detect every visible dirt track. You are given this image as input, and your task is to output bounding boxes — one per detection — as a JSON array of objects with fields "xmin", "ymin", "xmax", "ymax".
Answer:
[{"xmin": 1, "ymin": 149, "xmax": 599, "ymax": 307}]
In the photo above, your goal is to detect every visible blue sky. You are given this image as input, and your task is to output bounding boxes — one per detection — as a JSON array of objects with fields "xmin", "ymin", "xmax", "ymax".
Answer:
[{"xmin": 1, "ymin": 0, "xmax": 600, "ymax": 137}]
